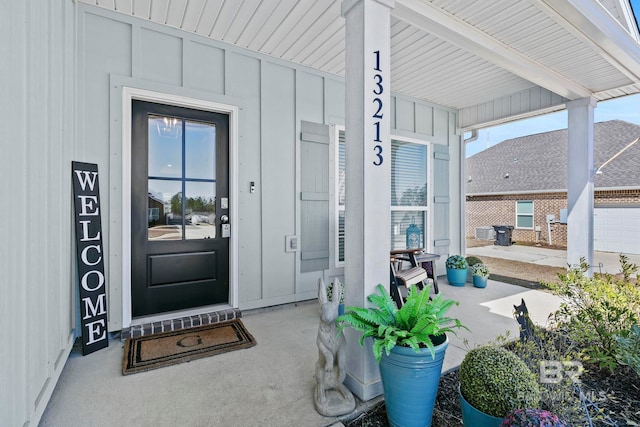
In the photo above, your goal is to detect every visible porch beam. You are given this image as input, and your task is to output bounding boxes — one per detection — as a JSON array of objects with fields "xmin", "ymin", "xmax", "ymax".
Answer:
[
  {"xmin": 393, "ymin": 0, "xmax": 592, "ymax": 100},
  {"xmin": 566, "ymin": 97, "xmax": 597, "ymax": 272},
  {"xmin": 460, "ymin": 87, "xmax": 569, "ymax": 130},
  {"xmin": 342, "ymin": 0, "xmax": 394, "ymax": 401}
]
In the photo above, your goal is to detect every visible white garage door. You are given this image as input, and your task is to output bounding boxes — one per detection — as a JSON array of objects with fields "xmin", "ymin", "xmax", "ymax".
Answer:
[{"xmin": 594, "ymin": 207, "xmax": 640, "ymax": 254}]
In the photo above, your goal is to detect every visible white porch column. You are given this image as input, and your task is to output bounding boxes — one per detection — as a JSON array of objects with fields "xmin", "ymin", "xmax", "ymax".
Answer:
[
  {"xmin": 341, "ymin": 0, "xmax": 394, "ymax": 401},
  {"xmin": 566, "ymin": 97, "xmax": 597, "ymax": 272}
]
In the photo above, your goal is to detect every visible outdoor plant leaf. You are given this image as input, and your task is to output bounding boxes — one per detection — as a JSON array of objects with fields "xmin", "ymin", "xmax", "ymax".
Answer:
[
  {"xmin": 545, "ymin": 256, "xmax": 640, "ymax": 371},
  {"xmin": 614, "ymin": 324, "xmax": 640, "ymax": 377},
  {"xmin": 446, "ymin": 255, "xmax": 468, "ymax": 269},
  {"xmin": 337, "ymin": 284, "xmax": 467, "ymax": 361},
  {"xmin": 470, "ymin": 263, "xmax": 490, "ymax": 278},
  {"xmin": 460, "ymin": 345, "xmax": 541, "ymax": 418}
]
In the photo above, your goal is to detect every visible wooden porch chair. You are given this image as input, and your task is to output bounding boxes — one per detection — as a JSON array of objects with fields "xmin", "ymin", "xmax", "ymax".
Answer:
[{"xmin": 389, "ymin": 249, "xmax": 430, "ymax": 308}]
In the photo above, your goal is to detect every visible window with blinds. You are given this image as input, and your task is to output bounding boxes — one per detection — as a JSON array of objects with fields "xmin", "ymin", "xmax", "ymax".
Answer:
[
  {"xmin": 336, "ymin": 131, "xmax": 429, "ymax": 264},
  {"xmin": 391, "ymin": 140, "xmax": 428, "ymax": 250},
  {"xmin": 516, "ymin": 200, "xmax": 534, "ymax": 229},
  {"xmin": 337, "ymin": 132, "xmax": 346, "ymax": 264}
]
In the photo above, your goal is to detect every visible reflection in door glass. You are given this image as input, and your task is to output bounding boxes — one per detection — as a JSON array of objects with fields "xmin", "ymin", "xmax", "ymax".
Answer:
[
  {"xmin": 148, "ymin": 115, "xmax": 182, "ymax": 178},
  {"xmin": 185, "ymin": 181, "xmax": 216, "ymax": 239},
  {"xmin": 186, "ymin": 121, "xmax": 216, "ymax": 180},
  {"xmin": 147, "ymin": 115, "xmax": 218, "ymax": 241},
  {"xmin": 147, "ymin": 180, "xmax": 182, "ymax": 241}
]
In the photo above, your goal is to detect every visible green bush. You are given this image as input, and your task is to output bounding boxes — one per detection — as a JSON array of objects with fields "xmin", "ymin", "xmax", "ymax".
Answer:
[
  {"xmin": 496, "ymin": 328, "xmax": 584, "ymax": 425},
  {"xmin": 614, "ymin": 324, "xmax": 640, "ymax": 377},
  {"xmin": 459, "ymin": 346, "xmax": 541, "ymax": 418},
  {"xmin": 465, "ymin": 256, "xmax": 483, "ymax": 267},
  {"xmin": 545, "ymin": 256, "xmax": 640, "ymax": 371}
]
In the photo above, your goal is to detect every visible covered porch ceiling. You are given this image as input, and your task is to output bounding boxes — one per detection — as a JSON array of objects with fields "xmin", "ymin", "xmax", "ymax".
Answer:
[{"xmin": 80, "ymin": 0, "xmax": 640, "ymax": 129}]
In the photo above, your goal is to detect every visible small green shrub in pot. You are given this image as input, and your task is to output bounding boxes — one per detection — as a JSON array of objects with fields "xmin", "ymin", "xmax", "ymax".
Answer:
[
  {"xmin": 446, "ymin": 255, "xmax": 468, "ymax": 270},
  {"xmin": 459, "ymin": 346, "xmax": 541, "ymax": 418},
  {"xmin": 470, "ymin": 263, "xmax": 490, "ymax": 278},
  {"xmin": 465, "ymin": 256, "xmax": 483, "ymax": 267}
]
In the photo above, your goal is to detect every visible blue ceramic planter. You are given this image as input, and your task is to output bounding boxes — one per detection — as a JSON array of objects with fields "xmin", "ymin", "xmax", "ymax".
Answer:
[
  {"xmin": 473, "ymin": 276, "xmax": 488, "ymax": 288},
  {"xmin": 446, "ymin": 268, "xmax": 467, "ymax": 286},
  {"xmin": 459, "ymin": 387, "xmax": 503, "ymax": 427},
  {"xmin": 379, "ymin": 335, "xmax": 449, "ymax": 427}
]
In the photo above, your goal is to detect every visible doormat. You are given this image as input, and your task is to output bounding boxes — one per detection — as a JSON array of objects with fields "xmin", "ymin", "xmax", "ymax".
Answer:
[{"xmin": 122, "ymin": 319, "xmax": 256, "ymax": 375}]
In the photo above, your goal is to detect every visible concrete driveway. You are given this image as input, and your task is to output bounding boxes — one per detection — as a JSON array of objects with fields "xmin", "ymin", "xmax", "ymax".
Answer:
[{"xmin": 467, "ymin": 244, "xmax": 640, "ymax": 275}]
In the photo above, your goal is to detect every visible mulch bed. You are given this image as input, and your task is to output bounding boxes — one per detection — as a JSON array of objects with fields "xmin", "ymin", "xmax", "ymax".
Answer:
[{"xmin": 344, "ymin": 363, "xmax": 640, "ymax": 427}]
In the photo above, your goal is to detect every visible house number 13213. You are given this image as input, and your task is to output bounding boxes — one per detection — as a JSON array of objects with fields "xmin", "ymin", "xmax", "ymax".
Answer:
[{"xmin": 372, "ymin": 50, "xmax": 384, "ymax": 166}]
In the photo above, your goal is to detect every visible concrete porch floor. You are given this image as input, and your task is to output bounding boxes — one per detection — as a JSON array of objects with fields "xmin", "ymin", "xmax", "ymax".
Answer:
[{"xmin": 40, "ymin": 279, "xmax": 561, "ymax": 427}]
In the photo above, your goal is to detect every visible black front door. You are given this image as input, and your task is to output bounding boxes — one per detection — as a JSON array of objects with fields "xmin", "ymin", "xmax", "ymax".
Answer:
[{"xmin": 131, "ymin": 100, "xmax": 229, "ymax": 317}]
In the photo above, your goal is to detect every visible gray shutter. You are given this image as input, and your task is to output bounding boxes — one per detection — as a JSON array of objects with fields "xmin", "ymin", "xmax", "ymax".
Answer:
[
  {"xmin": 433, "ymin": 145, "xmax": 451, "ymax": 248},
  {"xmin": 300, "ymin": 121, "xmax": 330, "ymax": 273}
]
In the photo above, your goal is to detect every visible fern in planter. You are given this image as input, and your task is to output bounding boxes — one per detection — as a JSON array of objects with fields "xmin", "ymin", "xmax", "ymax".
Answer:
[
  {"xmin": 337, "ymin": 284, "xmax": 467, "ymax": 361},
  {"xmin": 339, "ymin": 285, "xmax": 468, "ymax": 427}
]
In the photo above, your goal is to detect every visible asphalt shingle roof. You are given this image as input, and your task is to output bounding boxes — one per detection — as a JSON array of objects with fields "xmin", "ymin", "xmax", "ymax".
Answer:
[{"xmin": 466, "ymin": 120, "xmax": 640, "ymax": 195}]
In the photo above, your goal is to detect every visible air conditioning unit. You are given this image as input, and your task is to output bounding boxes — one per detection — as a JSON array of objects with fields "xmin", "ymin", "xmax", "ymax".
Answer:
[{"xmin": 475, "ymin": 226, "xmax": 496, "ymax": 241}]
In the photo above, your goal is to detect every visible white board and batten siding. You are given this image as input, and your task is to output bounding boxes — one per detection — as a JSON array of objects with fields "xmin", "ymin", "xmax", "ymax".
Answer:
[
  {"xmin": 76, "ymin": 4, "xmax": 462, "ymax": 314},
  {"xmin": 594, "ymin": 206, "xmax": 640, "ymax": 255},
  {"xmin": 1, "ymin": 1, "xmax": 77, "ymax": 426},
  {"xmin": 2, "ymin": 3, "xmax": 462, "ymax": 425}
]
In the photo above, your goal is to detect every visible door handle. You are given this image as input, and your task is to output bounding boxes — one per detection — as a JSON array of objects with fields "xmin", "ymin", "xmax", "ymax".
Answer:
[{"xmin": 220, "ymin": 215, "xmax": 229, "ymax": 224}]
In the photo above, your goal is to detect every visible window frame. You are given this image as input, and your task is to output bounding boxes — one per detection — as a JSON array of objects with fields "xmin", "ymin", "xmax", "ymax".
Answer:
[
  {"xmin": 515, "ymin": 200, "xmax": 535, "ymax": 229},
  {"xmin": 333, "ymin": 126, "xmax": 432, "ymax": 268}
]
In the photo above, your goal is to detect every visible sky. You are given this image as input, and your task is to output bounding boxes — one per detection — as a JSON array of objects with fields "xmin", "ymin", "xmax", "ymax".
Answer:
[
  {"xmin": 466, "ymin": 93, "xmax": 640, "ymax": 157},
  {"xmin": 467, "ymin": 0, "xmax": 640, "ymax": 157}
]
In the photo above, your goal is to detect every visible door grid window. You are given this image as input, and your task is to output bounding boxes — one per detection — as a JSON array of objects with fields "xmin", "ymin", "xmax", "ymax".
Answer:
[{"xmin": 147, "ymin": 115, "xmax": 217, "ymax": 241}]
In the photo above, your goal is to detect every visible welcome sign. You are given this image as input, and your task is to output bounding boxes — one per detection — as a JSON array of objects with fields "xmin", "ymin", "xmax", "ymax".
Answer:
[{"xmin": 72, "ymin": 161, "xmax": 109, "ymax": 355}]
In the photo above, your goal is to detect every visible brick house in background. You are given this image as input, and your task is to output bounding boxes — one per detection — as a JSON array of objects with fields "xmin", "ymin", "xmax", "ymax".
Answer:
[{"xmin": 466, "ymin": 120, "xmax": 640, "ymax": 254}]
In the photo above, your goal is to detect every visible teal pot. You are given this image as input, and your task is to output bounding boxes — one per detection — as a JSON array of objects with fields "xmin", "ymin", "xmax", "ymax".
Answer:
[
  {"xmin": 338, "ymin": 304, "xmax": 345, "ymax": 316},
  {"xmin": 379, "ymin": 335, "xmax": 449, "ymax": 427},
  {"xmin": 446, "ymin": 268, "xmax": 467, "ymax": 286},
  {"xmin": 472, "ymin": 276, "xmax": 488, "ymax": 288},
  {"xmin": 459, "ymin": 387, "xmax": 503, "ymax": 427}
]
